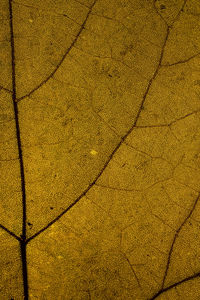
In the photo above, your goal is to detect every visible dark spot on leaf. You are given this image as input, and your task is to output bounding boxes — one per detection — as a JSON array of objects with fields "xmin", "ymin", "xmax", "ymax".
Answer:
[
  {"xmin": 27, "ymin": 222, "xmax": 33, "ymax": 228},
  {"xmin": 50, "ymin": 207, "xmax": 54, "ymax": 210},
  {"xmin": 160, "ymin": 4, "xmax": 166, "ymax": 10}
]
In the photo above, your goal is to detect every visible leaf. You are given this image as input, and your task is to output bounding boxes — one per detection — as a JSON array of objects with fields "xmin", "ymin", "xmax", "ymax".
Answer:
[{"xmin": 1, "ymin": 0, "xmax": 200, "ymax": 299}]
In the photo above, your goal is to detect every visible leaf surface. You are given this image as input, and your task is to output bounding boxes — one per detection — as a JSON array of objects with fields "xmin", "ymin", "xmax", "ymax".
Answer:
[{"xmin": 1, "ymin": 0, "xmax": 200, "ymax": 299}]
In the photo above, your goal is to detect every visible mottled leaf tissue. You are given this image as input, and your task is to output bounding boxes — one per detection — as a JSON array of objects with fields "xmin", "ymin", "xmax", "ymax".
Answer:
[{"xmin": 1, "ymin": 0, "xmax": 200, "ymax": 299}]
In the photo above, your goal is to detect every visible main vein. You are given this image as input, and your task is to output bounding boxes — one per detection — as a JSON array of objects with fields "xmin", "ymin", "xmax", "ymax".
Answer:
[{"xmin": 9, "ymin": 0, "xmax": 28, "ymax": 299}]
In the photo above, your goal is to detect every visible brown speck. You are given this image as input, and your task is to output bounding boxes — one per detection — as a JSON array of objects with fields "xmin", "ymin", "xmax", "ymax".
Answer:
[{"xmin": 160, "ymin": 4, "xmax": 166, "ymax": 10}]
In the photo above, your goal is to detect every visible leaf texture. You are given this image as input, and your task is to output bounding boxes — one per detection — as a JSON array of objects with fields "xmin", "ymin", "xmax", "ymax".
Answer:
[{"xmin": 1, "ymin": 0, "xmax": 200, "ymax": 299}]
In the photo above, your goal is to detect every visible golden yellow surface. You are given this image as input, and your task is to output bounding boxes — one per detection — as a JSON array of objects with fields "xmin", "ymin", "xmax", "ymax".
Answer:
[{"xmin": 1, "ymin": 0, "xmax": 200, "ymax": 299}]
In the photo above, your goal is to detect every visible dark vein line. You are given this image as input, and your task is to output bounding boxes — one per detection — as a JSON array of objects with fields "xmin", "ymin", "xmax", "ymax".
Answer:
[
  {"xmin": 0, "ymin": 85, "xmax": 12, "ymax": 93},
  {"xmin": 95, "ymin": 183, "xmax": 136, "ymax": 192},
  {"xmin": 20, "ymin": 240, "xmax": 28, "ymax": 299},
  {"xmin": 73, "ymin": 0, "xmax": 90, "ymax": 9},
  {"xmin": 153, "ymin": 0, "xmax": 168, "ymax": 25},
  {"xmin": 9, "ymin": 0, "xmax": 28, "ymax": 299},
  {"xmin": 174, "ymin": 0, "xmax": 187, "ymax": 22},
  {"xmin": 123, "ymin": 253, "xmax": 141, "ymax": 288},
  {"xmin": 13, "ymin": 0, "xmax": 90, "ymax": 10},
  {"xmin": 13, "ymin": 0, "xmax": 88, "ymax": 28},
  {"xmin": 153, "ymin": 0, "xmax": 187, "ymax": 26},
  {"xmin": 9, "ymin": 0, "xmax": 26, "ymax": 250},
  {"xmin": 161, "ymin": 52, "xmax": 200, "ymax": 67},
  {"xmin": 16, "ymin": 0, "xmax": 97, "ymax": 102},
  {"xmin": 26, "ymin": 22, "xmax": 169, "ymax": 244},
  {"xmin": 135, "ymin": 109, "xmax": 200, "ymax": 128},
  {"xmin": 161, "ymin": 192, "xmax": 200, "ymax": 289},
  {"xmin": 133, "ymin": 26, "xmax": 169, "ymax": 126},
  {"xmin": 0, "ymin": 224, "xmax": 21, "ymax": 241},
  {"xmin": 149, "ymin": 271, "xmax": 200, "ymax": 300}
]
